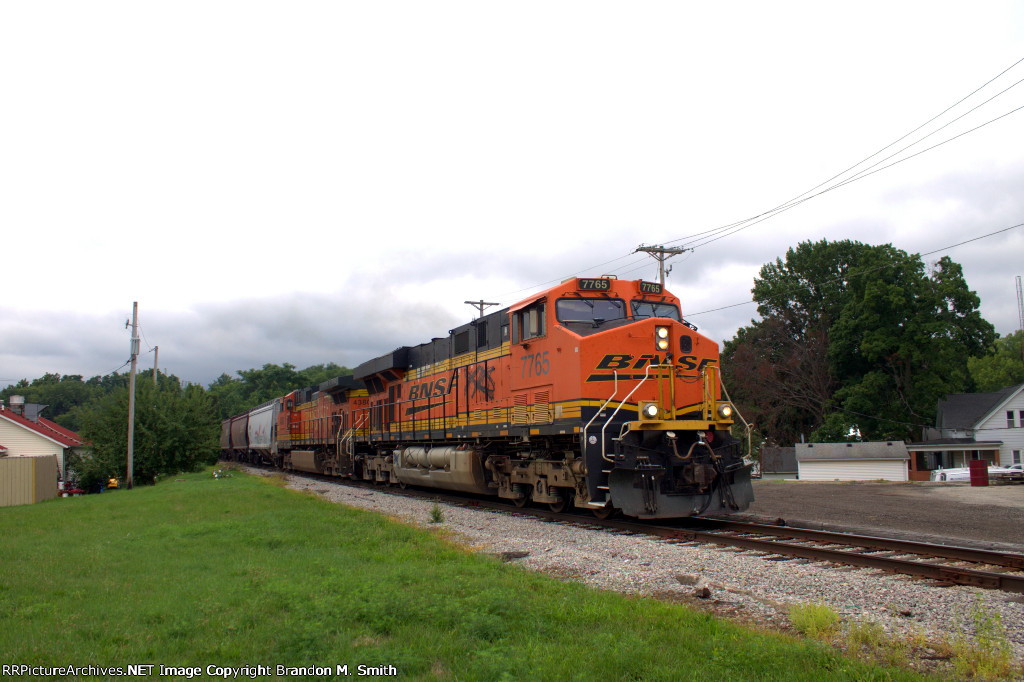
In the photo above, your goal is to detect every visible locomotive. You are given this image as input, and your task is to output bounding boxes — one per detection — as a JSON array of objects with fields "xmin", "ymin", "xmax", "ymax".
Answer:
[{"xmin": 221, "ymin": 276, "xmax": 754, "ymax": 518}]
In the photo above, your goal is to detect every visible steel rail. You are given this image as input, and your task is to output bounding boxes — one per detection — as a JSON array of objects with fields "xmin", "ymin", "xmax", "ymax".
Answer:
[
  {"xmin": 594, "ymin": 518, "xmax": 1024, "ymax": 594},
  {"xmin": 695, "ymin": 519, "xmax": 1024, "ymax": 570}
]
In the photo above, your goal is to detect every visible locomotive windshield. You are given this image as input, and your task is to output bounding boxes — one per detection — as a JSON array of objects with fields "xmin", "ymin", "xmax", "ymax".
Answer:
[
  {"xmin": 631, "ymin": 300, "xmax": 682, "ymax": 321},
  {"xmin": 556, "ymin": 298, "xmax": 626, "ymax": 324}
]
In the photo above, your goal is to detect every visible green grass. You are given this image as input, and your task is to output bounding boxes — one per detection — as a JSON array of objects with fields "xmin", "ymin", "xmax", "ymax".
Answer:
[{"xmin": 0, "ymin": 468, "xmax": 925, "ymax": 681}]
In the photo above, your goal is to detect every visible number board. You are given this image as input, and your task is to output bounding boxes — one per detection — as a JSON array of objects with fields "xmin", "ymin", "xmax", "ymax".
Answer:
[
  {"xmin": 577, "ymin": 278, "xmax": 611, "ymax": 291},
  {"xmin": 638, "ymin": 281, "xmax": 663, "ymax": 294}
]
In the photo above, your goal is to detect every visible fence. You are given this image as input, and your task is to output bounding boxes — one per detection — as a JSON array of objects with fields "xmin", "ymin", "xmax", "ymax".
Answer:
[{"xmin": 0, "ymin": 456, "xmax": 59, "ymax": 507}]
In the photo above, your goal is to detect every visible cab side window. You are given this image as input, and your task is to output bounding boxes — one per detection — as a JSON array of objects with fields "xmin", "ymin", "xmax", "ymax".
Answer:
[{"xmin": 513, "ymin": 301, "xmax": 546, "ymax": 343}]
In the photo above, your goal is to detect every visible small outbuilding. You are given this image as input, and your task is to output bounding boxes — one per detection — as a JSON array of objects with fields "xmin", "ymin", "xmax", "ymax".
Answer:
[{"xmin": 796, "ymin": 441, "xmax": 910, "ymax": 482}]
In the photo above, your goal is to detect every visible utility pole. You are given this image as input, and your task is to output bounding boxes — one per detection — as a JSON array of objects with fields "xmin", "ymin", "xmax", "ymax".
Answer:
[
  {"xmin": 153, "ymin": 346, "xmax": 159, "ymax": 387},
  {"xmin": 1016, "ymin": 276, "xmax": 1023, "ymax": 363},
  {"xmin": 127, "ymin": 302, "xmax": 139, "ymax": 489},
  {"xmin": 465, "ymin": 299, "xmax": 499, "ymax": 319},
  {"xmin": 635, "ymin": 244, "xmax": 691, "ymax": 287}
]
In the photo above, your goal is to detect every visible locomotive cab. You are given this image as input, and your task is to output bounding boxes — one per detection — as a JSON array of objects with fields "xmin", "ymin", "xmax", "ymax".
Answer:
[{"xmin": 528, "ymin": 277, "xmax": 753, "ymax": 518}]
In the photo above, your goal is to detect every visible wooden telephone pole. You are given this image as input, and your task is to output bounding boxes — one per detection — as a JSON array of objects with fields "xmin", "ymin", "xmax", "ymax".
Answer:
[
  {"xmin": 465, "ymin": 299, "xmax": 499, "ymax": 319},
  {"xmin": 127, "ymin": 302, "xmax": 139, "ymax": 489},
  {"xmin": 635, "ymin": 244, "xmax": 691, "ymax": 286}
]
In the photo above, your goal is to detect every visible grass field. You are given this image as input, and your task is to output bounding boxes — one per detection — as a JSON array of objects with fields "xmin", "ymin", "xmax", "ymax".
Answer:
[{"xmin": 0, "ymin": 468, "xmax": 924, "ymax": 680}]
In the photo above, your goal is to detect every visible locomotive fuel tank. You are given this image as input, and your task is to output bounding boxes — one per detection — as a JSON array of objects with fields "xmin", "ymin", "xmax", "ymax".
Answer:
[{"xmin": 393, "ymin": 446, "xmax": 490, "ymax": 494}]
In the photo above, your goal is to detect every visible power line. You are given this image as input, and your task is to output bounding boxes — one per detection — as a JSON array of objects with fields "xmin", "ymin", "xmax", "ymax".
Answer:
[
  {"xmin": 476, "ymin": 56, "xmax": 1024, "ymax": 312},
  {"xmin": 664, "ymin": 56, "xmax": 1024, "ymax": 252},
  {"xmin": 683, "ymin": 220, "xmax": 1024, "ymax": 318}
]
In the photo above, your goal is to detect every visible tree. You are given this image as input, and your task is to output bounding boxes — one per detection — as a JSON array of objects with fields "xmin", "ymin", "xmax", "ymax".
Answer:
[
  {"xmin": 723, "ymin": 240, "xmax": 994, "ymax": 444},
  {"xmin": 0, "ymin": 373, "xmax": 104, "ymax": 431},
  {"xmin": 968, "ymin": 330, "xmax": 1024, "ymax": 392},
  {"xmin": 207, "ymin": 362, "xmax": 353, "ymax": 419},
  {"xmin": 71, "ymin": 378, "xmax": 219, "ymax": 490}
]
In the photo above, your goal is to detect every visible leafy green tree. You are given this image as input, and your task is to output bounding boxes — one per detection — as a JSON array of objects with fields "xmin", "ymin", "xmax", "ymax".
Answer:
[
  {"xmin": 207, "ymin": 362, "xmax": 352, "ymax": 419},
  {"xmin": 72, "ymin": 378, "xmax": 219, "ymax": 490},
  {"xmin": 1, "ymin": 373, "xmax": 104, "ymax": 430},
  {"xmin": 723, "ymin": 240, "xmax": 994, "ymax": 444},
  {"xmin": 968, "ymin": 330, "xmax": 1024, "ymax": 391}
]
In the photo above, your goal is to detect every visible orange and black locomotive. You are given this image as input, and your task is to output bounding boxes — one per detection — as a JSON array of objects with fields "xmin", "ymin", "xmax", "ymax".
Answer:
[{"xmin": 221, "ymin": 277, "xmax": 753, "ymax": 518}]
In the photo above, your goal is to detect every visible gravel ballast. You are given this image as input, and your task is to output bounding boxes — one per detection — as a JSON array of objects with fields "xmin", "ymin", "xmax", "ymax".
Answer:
[{"xmin": 252, "ymin": 469, "xmax": 1024, "ymax": 665}]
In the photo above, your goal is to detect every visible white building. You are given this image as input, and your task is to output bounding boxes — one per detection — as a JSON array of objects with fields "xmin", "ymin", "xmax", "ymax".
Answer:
[
  {"xmin": 907, "ymin": 383, "xmax": 1024, "ymax": 475},
  {"xmin": 0, "ymin": 397, "xmax": 84, "ymax": 479},
  {"xmin": 796, "ymin": 441, "xmax": 910, "ymax": 481}
]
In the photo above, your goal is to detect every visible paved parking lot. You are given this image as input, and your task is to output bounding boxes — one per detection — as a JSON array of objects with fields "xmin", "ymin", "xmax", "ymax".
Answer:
[{"xmin": 728, "ymin": 479, "xmax": 1024, "ymax": 552}]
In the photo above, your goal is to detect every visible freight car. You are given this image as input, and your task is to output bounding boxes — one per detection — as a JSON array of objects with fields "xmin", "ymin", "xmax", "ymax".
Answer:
[{"xmin": 222, "ymin": 277, "xmax": 753, "ymax": 518}]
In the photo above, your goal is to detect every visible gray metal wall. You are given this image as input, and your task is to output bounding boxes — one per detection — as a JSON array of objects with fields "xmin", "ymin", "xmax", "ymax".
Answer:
[{"xmin": 0, "ymin": 456, "xmax": 59, "ymax": 507}]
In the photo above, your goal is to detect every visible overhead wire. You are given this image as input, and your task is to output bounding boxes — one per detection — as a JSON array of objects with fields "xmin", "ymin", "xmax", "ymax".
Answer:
[
  {"xmin": 682, "ymin": 220, "xmax": 1024, "ymax": 318},
  {"xmin": 665, "ymin": 55, "xmax": 1024, "ymax": 251},
  {"xmin": 481, "ymin": 56, "xmax": 1024, "ymax": 308}
]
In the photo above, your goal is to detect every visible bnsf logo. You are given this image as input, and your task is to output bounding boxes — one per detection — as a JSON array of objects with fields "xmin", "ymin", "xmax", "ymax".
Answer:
[
  {"xmin": 596, "ymin": 354, "xmax": 707, "ymax": 371},
  {"xmin": 407, "ymin": 378, "xmax": 449, "ymax": 400}
]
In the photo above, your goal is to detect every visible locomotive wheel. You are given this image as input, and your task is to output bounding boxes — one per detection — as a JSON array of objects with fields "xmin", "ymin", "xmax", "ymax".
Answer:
[
  {"xmin": 548, "ymin": 495, "xmax": 568, "ymax": 513},
  {"xmin": 592, "ymin": 506, "xmax": 616, "ymax": 520},
  {"xmin": 513, "ymin": 494, "xmax": 529, "ymax": 508}
]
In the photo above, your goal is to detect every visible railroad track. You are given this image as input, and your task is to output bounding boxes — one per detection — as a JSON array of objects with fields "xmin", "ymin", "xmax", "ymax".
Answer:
[
  {"xmin": 249, "ymin": 465, "xmax": 1024, "ymax": 594},
  {"xmin": 613, "ymin": 517, "xmax": 1024, "ymax": 594}
]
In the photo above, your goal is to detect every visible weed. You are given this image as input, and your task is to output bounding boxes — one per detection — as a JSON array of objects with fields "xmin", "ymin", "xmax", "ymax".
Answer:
[
  {"xmin": 789, "ymin": 602, "xmax": 840, "ymax": 639},
  {"xmin": 846, "ymin": 621, "xmax": 886, "ymax": 653},
  {"xmin": 429, "ymin": 501, "xmax": 444, "ymax": 524},
  {"xmin": 951, "ymin": 602, "xmax": 1017, "ymax": 680}
]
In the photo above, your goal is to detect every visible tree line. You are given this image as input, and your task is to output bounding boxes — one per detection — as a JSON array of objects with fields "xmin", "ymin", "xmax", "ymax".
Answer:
[{"xmin": 0, "ymin": 363, "xmax": 351, "ymax": 490}]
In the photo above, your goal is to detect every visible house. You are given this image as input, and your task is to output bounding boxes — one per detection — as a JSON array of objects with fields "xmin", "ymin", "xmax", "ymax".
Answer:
[
  {"xmin": 0, "ymin": 396, "xmax": 84, "ymax": 480},
  {"xmin": 907, "ymin": 383, "xmax": 1024, "ymax": 481},
  {"xmin": 796, "ymin": 441, "xmax": 910, "ymax": 481}
]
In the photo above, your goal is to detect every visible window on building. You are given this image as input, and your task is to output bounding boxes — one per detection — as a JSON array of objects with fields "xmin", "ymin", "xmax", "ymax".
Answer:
[
  {"xmin": 1019, "ymin": 410, "xmax": 1024, "ymax": 427},
  {"xmin": 1008, "ymin": 411, "xmax": 1015, "ymax": 428},
  {"xmin": 1014, "ymin": 450, "xmax": 1022, "ymax": 464}
]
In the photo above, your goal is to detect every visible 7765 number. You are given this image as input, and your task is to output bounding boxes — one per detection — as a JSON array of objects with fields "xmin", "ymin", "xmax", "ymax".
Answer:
[{"xmin": 521, "ymin": 351, "xmax": 550, "ymax": 378}]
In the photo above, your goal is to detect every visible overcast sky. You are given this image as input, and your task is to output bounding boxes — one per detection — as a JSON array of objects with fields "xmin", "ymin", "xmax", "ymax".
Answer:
[{"xmin": 2, "ymin": 2, "xmax": 1023, "ymax": 390}]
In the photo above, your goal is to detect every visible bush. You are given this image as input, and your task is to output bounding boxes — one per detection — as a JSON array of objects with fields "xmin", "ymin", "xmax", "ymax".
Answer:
[{"xmin": 72, "ymin": 379, "xmax": 219, "ymax": 490}]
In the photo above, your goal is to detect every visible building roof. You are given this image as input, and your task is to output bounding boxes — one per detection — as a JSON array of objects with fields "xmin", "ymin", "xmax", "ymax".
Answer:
[
  {"xmin": 936, "ymin": 384, "xmax": 1023, "ymax": 430},
  {"xmin": 0, "ymin": 407, "xmax": 83, "ymax": 448},
  {"xmin": 907, "ymin": 438, "xmax": 1003, "ymax": 453},
  {"xmin": 796, "ymin": 441, "xmax": 909, "ymax": 461}
]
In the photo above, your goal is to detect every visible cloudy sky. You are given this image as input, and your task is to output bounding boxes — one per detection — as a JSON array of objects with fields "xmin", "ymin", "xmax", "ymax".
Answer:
[{"xmin": 2, "ymin": 2, "xmax": 1023, "ymax": 389}]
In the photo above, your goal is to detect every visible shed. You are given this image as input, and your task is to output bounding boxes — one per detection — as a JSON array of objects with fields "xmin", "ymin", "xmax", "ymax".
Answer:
[
  {"xmin": 796, "ymin": 441, "xmax": 909, "ymax": 482},
  {"xmin": 0, "ymin": 455, "xmax": 59, "ymax": 507}
]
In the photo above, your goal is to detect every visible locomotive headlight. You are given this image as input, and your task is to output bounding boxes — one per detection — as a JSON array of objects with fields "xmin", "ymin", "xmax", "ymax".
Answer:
[
  {"xmin": 655, "ymin": 326, "xmax": 670, "ymax": 351},
  {"xmin": 716, "ymin": 403, "xmax": 734, "ymax": 420},
  {"xmin": 641, "ymin": 402, "xmax": 660, "ymax": 420}
]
